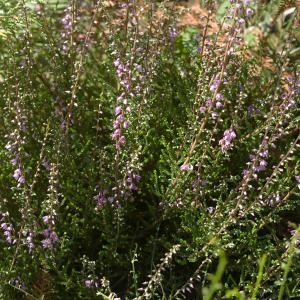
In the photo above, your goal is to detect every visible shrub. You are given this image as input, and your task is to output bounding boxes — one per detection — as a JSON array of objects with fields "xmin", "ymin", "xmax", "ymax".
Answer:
[{"xmin": 0, "ymin": 0, "xmax": 299, "ymax": 299}]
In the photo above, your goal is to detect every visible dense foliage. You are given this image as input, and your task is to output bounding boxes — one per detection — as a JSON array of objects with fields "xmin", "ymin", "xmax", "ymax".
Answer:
[{"xmin": 0, "ymin": 0, "xmax": 299, "ymax": 299}]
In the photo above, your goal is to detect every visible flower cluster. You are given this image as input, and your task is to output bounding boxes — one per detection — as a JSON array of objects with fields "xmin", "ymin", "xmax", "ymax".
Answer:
[
  {"xmin": 41, "ymin": 228, "xmax": 59, "ymax": 249},
  {"xmin": 180, "ymin": 163, "xmax": 193, "ymax": 171},
  {"xmin": 94, "ymin": 190, "xmax": 114, "ymax": 209},
  {"xmin": 126, "ymin": 171, "xmax": 141, "ymax": 191},
  {"xmin": 5, "ymin": 101, "xmax": 28, "ymax": 186},
  {"xmin": 111, "ymin": 57, "xmax": 135, "ymax": 149},
  {"xmin": 290, "ymin": 229, "xmax": 300, "ymax": 247},
  {"xmin": 266, "ymin": 193, "xmax": 281, "ymax": 207},
  {"xmin": 41, "ymin": 163, "xmax": 59, "ymax": 249},
  {"xmin": 12, "ymin": 167, "xmax": 25, "ymax": 184},
  {"xmin": 112, "ymin": 98, "xmax": 129, "ymax": 149},
  {"xmin": 210, "ymin": 75, "xmax": 221, "ymax": 93},
  {"xmin": 22, "ymin": 229, "xmax": 34, "ymax": 253},
  {"xmin": 60, "ymin": 6, "xmax": 72, "ymax": 52},
  {"xmin": 243, "ymin": 142, "xmax": 271, "ymax": 179},
  {"xmin": 84, "ymin": 277, "xmax": 100, "ymax": 289},
  {"xmin": 168, "ymin": 27, "xmax": 178, "ymax": 46},
  {"xmin": 9, "ymin": 277, "xmax": 26, "ymax": 291},
  {"xmin": 200, "ymin": 92, "xmax": 224, "ymax": 115},
  {"xmin": 199, "ymin": 73, "xmax": 229, "ymax": 119},
  {"xmin": 219, "ymin": 128, "xmax": 236, "ymax": 152},
  {"xmin": 0, "ymin": 212, "xmax": 16, "ymax": 245},
  {"xmin": 229, "ymin": 0, "xmax": 254, "ymax": 29}
]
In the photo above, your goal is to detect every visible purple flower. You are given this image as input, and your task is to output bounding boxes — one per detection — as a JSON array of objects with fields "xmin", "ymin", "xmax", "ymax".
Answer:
[
  {"xmin": 13, "ymin": 168, "xmax": 22, "ymax": 180},
  {"xmin": 207, "ymin": 207, "xmax": 214, "ymax": 214},
  {"xmin": 41, "ymin": 229, "xmax": 58, "ymax": 249},
  {"xmin": 60, "ymin": 6, "xmax": 72, "ymax": 52},
  {"xmin": 9, "ymin": 277, "xmax": 27, "ymax": 290},
  {"xmin": 180, "ymin": 163, "xmax": 193, "ymax": 171},
  {"xmin": 211, "ymin": 112, "xmax": 218, "ymax": 119},
  {"xmin": 246, "ymin": 8, "xmax": 254, "ymax": 16},
  {"xmin": 115, "ymin": 106, "xmax": 122, "ymax": 115},
  {"xmin": 116, "ymin": 114, "xmax": 125, "ymax": 122},
  {"xmin": 112, "ymin": 129, "xmax": 121, "ymax": 140},
  {"xmin": 169, "ymin": 28, "xmax": 178, "ymax": 44},
  {"xmin": 216, "ymin": 93, "xmax": 223, "ymax": 101},
  {"xmin": 243, "ymin": 169, "xmax": 249, "ymax": 177},
  {"xmin": 135, "ymin": 64, "xmax": 143, "ymax": 73},
  {"xmin": 95, "ymin": 190, "xmax": 108, "ymax": 208},
  {"xmin": 18, "ymin": 176, "xmax": 25, "ymax": 184},
  {"xmin": 85, "ymin": 279, "xmax": 93, "ymax": 288},
  {"xmin": 43, "ymin": 229, "xmax": 51, "ymax": 237},
  {"xmin": 267, "ymin": 193, "xmax": 281, "ymax": 207},
  {"xmin": 4, "ymin": 229, "xmax": 11, "ymax": 236},
  {"xmin": 295, "ymin": 176, "xmax": 300, "ymax": 183},
  {"xmin": 42, "ymin": 159, "xmax": 51, "ymax": 170},
  {"xmin": 210, "ymin": 77, "xmax": 221, "ymax": 92},
  {"xmin": 5, "ymin": 142, "xmax": 13, "ymax": 151},
  {"xmin": 216, "ymin": 102, "xmax": 223, "ymax": 109},
  {"xmin": 199, "ymin": 106, "xmax": 206, "ymax": 113},
  {"xmin": 239, "ymin": 18, "xmax": 246, "ymax": 25},
  {"xmin": 84, "ymin": 278, "xmax": 100, "ymax": 289},
  {"xmin": 259, "ymin": 160, "xmax": 267, "ymax": 167},
  {"xmin": 43, "ymin": 215, "xmax": 56, "ymax": 226},
  {"xmin": 254, "ymin": 165, "xmax": 266, "ymax": 172},
  {"xmin": 24, "ymin": 230, "xmax": 35, "ymax": 253},
  {"xmin": 206, "ymin": 99, "xmax": 212, "ymax": 108},
  {"xmin": 41, "ymin": 238, "xmax": 52, "ymax": 248},
  {"xmin": 259, "ymin": 150, "xmax": 269, "ymax": 158},
  {"xmin": 253, "ymin": 159, "xmax": 267, "ymax": 173},
  {"xmin": 11, "ymin": 158, "xmax": 17, "ymax": 166},
  {"xmin": 62, "ymin": 8, "xmax": 72, "ymax": 30},
  {"xmin": 1, "ymin": 222, "xmax": 15, "ymax": 244},
  {"xmin": 118, "ymin": 136, "xmax": 126, "ymax": 145},
  {"xmin": 120, "ymin": 3, "xmax": 129, "ymax": 9},
  {"xmin": 13, "ymin": 167, "xmax": 25, "ymax": 184},
  {"xmin": 1, "ymin": 223, "xmax": 8, "ymax": 230},
  {"xmin": 219, "ymin": 129, "xmax": 236, "ymax": 152},
  {"xmin": 127, "ymin": 172, "xmax": 142, "ymax": 191},
  {"xmin": 114, "ymin": 58, "xmax": 121, "ymax": 67},
  {"xmin": 42, "ymin": 215, "xmax": 51, "ymax": 224},
  {"xmin": 50, "ymin": 231, "xmax": 59, "ymax": 243}
]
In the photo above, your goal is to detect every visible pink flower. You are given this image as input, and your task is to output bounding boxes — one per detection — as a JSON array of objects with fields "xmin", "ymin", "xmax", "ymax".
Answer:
[
  {"xmin": 216, "ymin": 93, "xmax": 223, "ymax": 101},
  {"xmin": 199, "ymin": 106, "xmax": 206, "ymax": 113},
  {"xmin": 211, "ymin": 112, "xmax": 218, "ymax": 119},
  {"xmin": 112, "ymin": 129, "xmax": 121, "ymax": 140},
  {"xmin": 219, "ymin": 129, "xmax": 236, "ymax": 152},
  {"xmin": 115, "ymin": 106, "xmax": 122, "ymax": 115},
  {"xmin": 119, "ymin": 136, "xmax": 126, "ymax": 145},
  {"xmin": 180, "ymin": 163, "xmax": 193, "ymax": 171},
  {"xmin": 216, "ymin": 102, "xmax": 223, "ymax": 109}
]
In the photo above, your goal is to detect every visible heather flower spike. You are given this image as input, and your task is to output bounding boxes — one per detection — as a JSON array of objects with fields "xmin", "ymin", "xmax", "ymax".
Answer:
[{"xmin": 219, "ymin": 129, "xmax": 236, "ymax": 152}]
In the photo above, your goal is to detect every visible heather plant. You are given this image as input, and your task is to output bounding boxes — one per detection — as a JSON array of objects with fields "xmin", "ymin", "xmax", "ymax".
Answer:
[{"xmin": 0, "ymin": 0, "xmax": 299, "ymax": 299}]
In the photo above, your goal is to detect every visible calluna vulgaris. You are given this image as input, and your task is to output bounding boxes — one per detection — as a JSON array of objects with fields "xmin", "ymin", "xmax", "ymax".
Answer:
[{"xmin": 0, "ymin": 0, "xmax": 300, "ymax": 299}]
